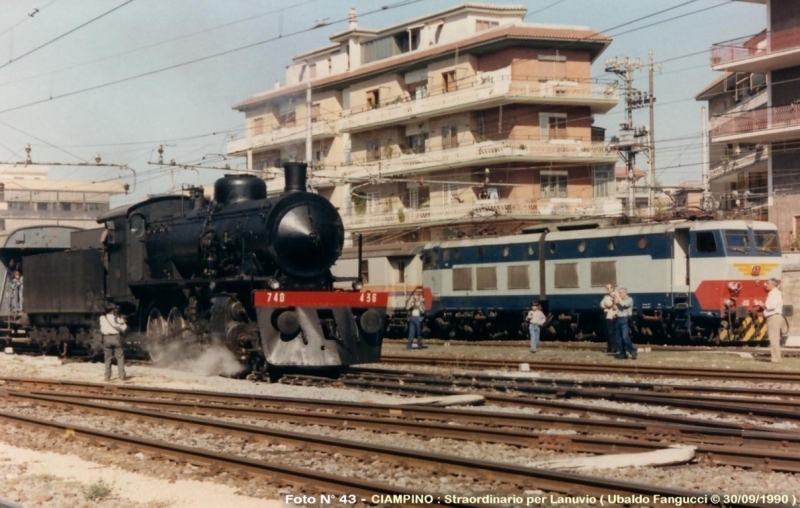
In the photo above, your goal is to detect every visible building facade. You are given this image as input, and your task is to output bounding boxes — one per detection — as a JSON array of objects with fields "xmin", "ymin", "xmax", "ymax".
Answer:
[
  {"xmin": 228, "ymin": 3, "xmax": 620, "ymax": 244},
  {"xmin": 701, "ymin": 0, "xmax": 800, "ymax": 247},
  {"xmin": 0, "ymin": 166, "xmax": 127, "ymax": 231}
]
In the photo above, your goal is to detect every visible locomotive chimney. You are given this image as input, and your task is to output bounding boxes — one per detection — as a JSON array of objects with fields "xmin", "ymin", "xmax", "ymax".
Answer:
[{"xmin": 283, "ymin": 162, "xmax": 308, "ymax": 193}]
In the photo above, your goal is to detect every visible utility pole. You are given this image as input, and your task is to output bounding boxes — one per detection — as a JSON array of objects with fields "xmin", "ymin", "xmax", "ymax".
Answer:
[
  {"xmin": 647, "ymin": 51, "xmax": 657, "ymax": 218},
  {"xmin": 605, "ymin": 56, "xmax": 655, "ymax": 218}
]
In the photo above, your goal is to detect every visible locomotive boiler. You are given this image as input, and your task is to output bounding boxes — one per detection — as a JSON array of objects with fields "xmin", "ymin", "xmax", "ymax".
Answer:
[{"xmin": 21, "ymin": 162, "xmax": 387, "ymax": 375}]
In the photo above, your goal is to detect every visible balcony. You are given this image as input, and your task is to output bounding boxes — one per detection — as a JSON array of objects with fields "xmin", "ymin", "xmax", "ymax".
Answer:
[
  {"xmin": 711, "ymin": 27, "xmax": 800, "ymax": 73},
  {"xmin": 339, "ymin": 76, "xmax": 618, "ymax": 133},
  {"xmin": 711, "ymin": 104, "xmax": 800, "ymax": 143},
  {"xmin": 709, "ymin": 145, "xmax": 768, "ymax": 182},
  {"xmin": 341, "ymin": 197, "xmax": 623, "ymax": 231},
  {"xmin": 326, "ymin": 139, "xmax": 617, "ymax": 180},
  {"xmin": 227, "ymin": 120, "xmax": 336, "ymax": 156}
]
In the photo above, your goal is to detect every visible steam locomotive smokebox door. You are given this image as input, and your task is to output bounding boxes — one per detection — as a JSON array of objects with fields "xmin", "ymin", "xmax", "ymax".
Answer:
[
  {"xmin": 254, "ymin": 291, "xmax": 385, "ymax": 368},
  {"xmin": 25, "ymin": 250, "xmax": 106, "ymax": 313}
]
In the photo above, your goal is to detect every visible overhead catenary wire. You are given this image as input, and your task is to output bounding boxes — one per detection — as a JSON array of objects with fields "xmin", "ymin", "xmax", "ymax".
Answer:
[{"xmin": 0, "ymin": 0, "xmax": 136, "ymax": 71}]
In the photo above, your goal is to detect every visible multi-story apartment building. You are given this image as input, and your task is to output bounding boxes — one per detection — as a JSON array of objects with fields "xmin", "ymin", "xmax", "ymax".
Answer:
[
  {"xmin": 228, "ymin": 3, "xmax": 620, "ymax": 243},
  {"xmin": 0, "ymin": 165, "xmax": 126, "ymax": 231},
  {"xmin": 700, "ymin": 0, "xmax": 800, "ymax": 247}
]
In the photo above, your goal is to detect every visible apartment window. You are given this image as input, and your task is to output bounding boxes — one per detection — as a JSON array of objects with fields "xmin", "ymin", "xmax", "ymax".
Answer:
[
  {"xmin": 36, "ymin": 202, "xmax": 49, "ymax": 211},
  {"xmin": 540, "ymin": 113, "xmax": 567, "ymax": 140},
  {"xmin": 442, "ymin": 71, "xmax": 457, "ymax": 93},
  {"xmin": 279, "ymin": 110, "xmax": 296, "ymax": 127},
  {"xmin": 86, "ymin": 203, "xmax": 100, "ymax": 212},
  {"xmin": 366, "ymin": 192, "xmax": 381, "ymax": 214},
  {"xmin": 314, "ymin": 149, "xmax": 324, "ymax": 165},
  {"xmin": 408, "ymin": 187, "xmax": 419, "ymax": 209},
  {"xmin": 10, "ymin": 202, "xmax": 25, "ymax": 211},
  {"xmin": 541, "ymin": 171, "xmax": 568, "ymax": 199},
  {"xmin": 60, "ymin": 202, "xmax": 72, "ymax": 212},
  {"xmin": 441, "ymin": 126, "xmax": 458, "ymax": 149},
  {"xmin": 406, "ymin": 133, "xmax": 427, "ymax": 154},
  {"xmin": 311, "ymin": 103, "xmax": 321, "ymax": 123},
  {"xmin": 538, "ymin": 54, "xmax": 567, "ymax": 79},
  {"xmin": 442, "ymin": 183, "xmax": 461, "ymax": 205},
  {"xmin": 273, "ymin": 157, "xmax": 283, "ymax": 168},
  {"xmin": 477, "ymin": 111, "xmax": 485, "ymax": 138},
  {"xmin": 252, "ymin": 117, "xmax": 264, "ymax": 136},
  {"xmin": 593, "ymin": 165, "xmax": 615, "ymax": 198},
  {"xmin": 366, "ymin": 140, "xmax": 382, "ymax": 162},
  {"xmin": 409, "ymin": 27, "xmax": 421, "ymax": 50},
  {"xmin": 408, "ymin": 82, "xmax": 427, "ymax": 100},
  {"xmin": 0, "ymin": 219, "xmax": 6, "ymax": 231},
  {"xmin": 476, "ymin": 20, "xmax": 499, "ymax": 32},
  {"xmin": 360, "ymin": 260, "xmax": 369, "ymax": 285},
  {"xmin": 367, "ymin": 89, "xmax": 380, "ymax": 109}
]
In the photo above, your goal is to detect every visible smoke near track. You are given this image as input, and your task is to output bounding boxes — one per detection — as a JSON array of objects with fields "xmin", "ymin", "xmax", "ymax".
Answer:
[{"xmin": 139, "ymin": 333, "xmax": 245, "ymax": 377}]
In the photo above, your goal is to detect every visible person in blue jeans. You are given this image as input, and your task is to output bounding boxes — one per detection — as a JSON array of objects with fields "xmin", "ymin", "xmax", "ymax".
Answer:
[
  {"xmin": 526, "ymin": 301, "xmax": 546, "ymax": 353},
  {"xmin": 614, "ymin": 288, "xmax": 637, "ymax": 360},
  {"xmin": 405, "ymin": 296, "xmax": 426, "ymax": 349}
]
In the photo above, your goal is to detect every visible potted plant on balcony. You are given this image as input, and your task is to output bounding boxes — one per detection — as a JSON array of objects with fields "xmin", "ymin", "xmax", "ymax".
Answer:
[{"xmin": 397, "ymin": 208, "xmax": 406, "ymax": 223}]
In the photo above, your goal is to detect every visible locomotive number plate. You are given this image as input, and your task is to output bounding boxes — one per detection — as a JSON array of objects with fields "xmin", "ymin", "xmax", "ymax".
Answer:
[{"xmin": 253, "ymin": 290, "xmax": 389, "ymax": 308}]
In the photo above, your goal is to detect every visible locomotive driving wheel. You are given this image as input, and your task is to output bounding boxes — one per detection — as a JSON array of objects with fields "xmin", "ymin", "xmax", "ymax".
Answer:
[
  {"xmin": 167, "ymin": 307, "xmax": 190, "ymax": 344},
  {"xmin": 146, "ymin": 308, "xmax": 167, "ymax": 363}
]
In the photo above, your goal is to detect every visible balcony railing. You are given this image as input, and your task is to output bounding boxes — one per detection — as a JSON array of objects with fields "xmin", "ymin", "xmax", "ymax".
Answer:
[
  {"xmin": 227, "ymin": 120, "xmax": 336, "ymax": 154},
  {"xmin": 335, "ymin": 139, "xmax": 616, "ymax": 180},
  {"xmin": 709, "ymin": 146, "xmax": 768, "ymax": 180},
  {"xmin": 342, "ymin": 197, "xmax": 622, "ymax": 230},
  {"xmin": 711, "ymin": 104, "xmax": 800, "ymax": 137},
  {"xmin": 340, "ymin": 77, "xmax": 618, "ymax": 132},
  {"xmin": 711, "ymin": 27, "xmax": 800, "ymax": 67}
]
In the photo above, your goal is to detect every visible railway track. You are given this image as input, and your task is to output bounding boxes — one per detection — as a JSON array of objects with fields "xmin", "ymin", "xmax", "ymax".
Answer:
[
  {"xmin": 1, "ymin": 379, "xmax": 767, "ymax": 507},
  {"xmin": 9, "ymin": 388, "xmax": 800, "ymax": 475}
]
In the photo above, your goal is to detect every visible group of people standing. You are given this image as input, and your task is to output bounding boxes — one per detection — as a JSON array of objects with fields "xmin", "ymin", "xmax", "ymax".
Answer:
[{"xmin": 600, "ymin": 285, "xmax": 638, "ymax": 360}]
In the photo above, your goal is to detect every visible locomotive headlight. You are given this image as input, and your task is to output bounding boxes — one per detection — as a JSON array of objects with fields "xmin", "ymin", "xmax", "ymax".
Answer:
[
  {"xmin": 352, "ymin": 280, "xmax": 363, "ymax": 291},
  {"xmin": 267, "ymin": 277, "xmax": 281, "ymax": 290}
]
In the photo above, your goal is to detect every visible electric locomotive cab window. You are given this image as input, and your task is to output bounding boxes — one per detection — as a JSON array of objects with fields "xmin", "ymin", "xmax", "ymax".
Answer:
[
  {"xmin": 754, "ymin": 231, "xmax": 780, "ymax": 253},
  {"xmin": 724, "ymin": 230, "xmax": 750, "ymax": 253},
  {"xmin": 696, "ymin": 231, "xmax": 717, "ymax": 253}
]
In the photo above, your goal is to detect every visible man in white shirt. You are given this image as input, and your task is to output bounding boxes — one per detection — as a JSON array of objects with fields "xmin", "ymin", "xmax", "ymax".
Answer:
[
  {"xmin": 600, "ymin": 284, "xmax": 618, "ymax": 354},
  {"xmin": 762, "ymin": 278, "xmax": 784, "ymax": 363},
  {"xmin": 526, "ymin": 302, "xmax": 546, "ymax": 353},
  {"xmin": 100, "ymin": 306, "xmax": 128, "ymax": 380}
]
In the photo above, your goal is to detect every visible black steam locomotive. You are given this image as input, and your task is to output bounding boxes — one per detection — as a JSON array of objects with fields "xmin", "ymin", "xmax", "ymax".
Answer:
[{"xmin": 17, "ymin": 162, "xmax": 387, "ymax": 375}]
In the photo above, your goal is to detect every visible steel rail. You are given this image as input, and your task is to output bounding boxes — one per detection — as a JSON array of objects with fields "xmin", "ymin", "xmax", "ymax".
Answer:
[
  {"xmin": 380, "ymin": 355, "xmax": 800, "ymax": 383},
  {"xmin": 339, "ymin": 371, "xmax": 800, "ymax": 419},
  {"xmin": 352, "ymin": 366, "xmax": 800, "ymax": 400},
  {"xmin": 0, "ymin": 392, "xmax": 772, "ymax": 507}
]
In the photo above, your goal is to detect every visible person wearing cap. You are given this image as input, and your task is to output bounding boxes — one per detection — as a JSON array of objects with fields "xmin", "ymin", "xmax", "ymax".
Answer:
[
  {"xmin": 526, "ymin": 302, "xmax": 546, "ymax": 353},
  {"xmin": 600, "ymin": 284, "xmax": 618, "ymax": 354},
  {"xmin": 100, "ymin": 306, "xmax": 128, "ymax": 381},
  {"xmin": 762, "ymin": 278, "xmax": 784, "ymax": 363}
]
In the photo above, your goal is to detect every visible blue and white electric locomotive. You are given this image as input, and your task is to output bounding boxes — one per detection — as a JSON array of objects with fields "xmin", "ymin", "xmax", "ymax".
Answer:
[{"xmin": 346, "ymin": 219, "xmax": 783, "ymax": 343}]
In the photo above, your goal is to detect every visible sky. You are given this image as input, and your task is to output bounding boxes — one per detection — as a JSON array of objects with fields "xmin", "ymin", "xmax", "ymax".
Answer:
[{"xmin": 0, "ymin": 0, "xmax": 768, "ymax": 205}]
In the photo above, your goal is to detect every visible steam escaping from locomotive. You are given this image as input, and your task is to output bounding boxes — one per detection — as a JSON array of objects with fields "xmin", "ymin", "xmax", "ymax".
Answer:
[{"xmin": 16, "ymin": 163, "xmax": 388, "ymax": 376}]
